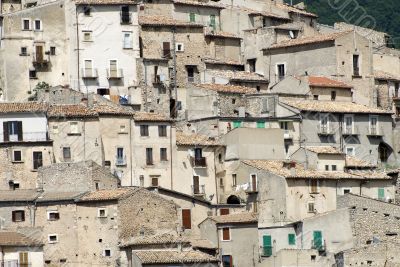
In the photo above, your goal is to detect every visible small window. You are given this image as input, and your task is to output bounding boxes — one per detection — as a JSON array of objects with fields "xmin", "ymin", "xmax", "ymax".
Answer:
[
  {"xmin": 29, "ymin": 69, "xmax": 37, "ymax": 79},
  {"xmin": 22, "ymin": 19, "xmax": 30, "ymax": 30},
  {"xmin": 353, "ymin": 54, "xmax": 360, "ymax": 76},
  {"xmin": 52, "ymin": 125, "xmax": 59, "ymax": 134},
  {"xmin": 232, "ymin": 174, "xmax": 237, "ymax": 187},
  {"xmin": 146, "ymin": 148, "xmax": 153, "ymax": 165},
  {"xmin": 48, "ymin": 234, "xmax": 58, "ymax": 243},
  {"xmin": 187, "ymin": 66, "xmax": 195, "ymax": 83},
  {"xmin": 119, "ymin": 125, "xmax": 126, "ymax": 133},
  {"xmin": 277, "ymin": 64, "xmax": 285, "ymax": 80},
  {"xmin": 343, "ymin": 188, "xmax": 351, "ymax": 194},
  {"xmin": 176, "ymin": 43, "xmax": 184, "ymax": 52},
  {"xmin": 182, "ymin": 209, "xmax": 191, "ymax": 229},
  {"xmin": 151, "ymin": 176, "xmax": 158, "ymax": 187},
  {"xmin": 220, "ymin": 208, "xmax": 229, "ymax": 215},
  {"xmin": 313, "ymin": 95, "xmax": 319, "ymax": 100},
  {"xmin": 34, "ymin": 20, "xmax": 42, "ymax": 31},
  {"xmin": 189, "ymin": 13, "xmax": 196, "ymax": 22},
  {"xmin": 50, "ymin": 46, "xmax": 56, "ymax": 56},
  {"xmin": 104, "ymin": 249, "xmax": 111, "ymax": 257},
  {"xmin": 140, "ymin": 125, "xmax": 149, "ymax": 136},
  {"xmin": 20, "ymin": 47, "xmax": 28, "ymax": 56},
  {"xmin": 63, "ymin": 147, "xmax": 71, "ymax": 161},
  {"xmin": 123, "ymin": 32, "xmax": 133, "ymax": 49},
  {"xmin": 232, "ymin": 98, "xmax": 236, "ymax": 104},
  {"xmin": 98, "ymin": 208, "xmax": 107, "ymax": 218},
  {"xmin": 32, "ymin": 151, "xmax": 43, "ymax": 170},
  {"xmin": 139, "ymin": 175, "xmax": 144, "ymax": 187},
  {"xmin": 83, "ymin": 31, "xmax": 92, "ymax": 42},
  {"xmin": 13, "ymin": 150, "xmax": 22, "ymax": 162},
  {"xmin": 158, "ymin": 125, "xmax": 167, "ymax": 137},
  {"xmin": 160, "ymin": 148, "xmax": 168, "ymax": 161},
  {"xmin": 308, "ymin": 202, "xmax": 315, "ymax": 213},
  {"xmin": 83, "ymin": 5, "xmax": 91, "ymax": 16},
  {"xmin": 70, "ymin": 121, "xmax": 79, "ymax": 134},
  {"xmin": 331, "ymin": 165, "xmax": 337, "ymax": 171},
  {"xmin": 288, "ymin": 233, "xmax": 296, "ymax": 245},
  {"xmin": 310, "ymin": 180, "xmax": 319, "ymax": 193},
  {"xmin": 222, "ymin": 227, "xmax": 230, "ymax": 241},
  {"xmin": 325, "ymin": 165, "xmax": 329, "ymax": 171},
  {"xmin": 331, "ymin": 91, "xmax": 336, "ymax": 101},
  {"xmin": 12, "ymin": 210, "xmax": 25, "ymax": 222},
  {"xmin": 48, "ymin": 211, "xmax": 60, "ymax": 221}
]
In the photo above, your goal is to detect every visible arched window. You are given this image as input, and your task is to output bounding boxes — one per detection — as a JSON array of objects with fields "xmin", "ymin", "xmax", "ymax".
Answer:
[{"xmin": 227, "ymin": 195, "xmax": 240, "ymax": 205}]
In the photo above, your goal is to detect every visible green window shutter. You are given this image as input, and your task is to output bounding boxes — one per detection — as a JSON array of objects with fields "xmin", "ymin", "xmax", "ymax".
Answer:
[
  {"xmin": 210, "ymin": 15, "xmax": 216, "ymax": 30},
  {"xmin": 189, "ymin": 13, "xmax": 195, "ymax": 22},
  {"xmin": 288, "ymin": 233, "xmax": 295, "ymax": 245},
  {"xmin": 262, "ymin": 235, "xmax": 272, "ymax": 257},
  {"xmin": 378, "ymin": 188, "xmax": 385, "ymax": 200},
  {"xmin": 313, "ymin": 231, "xmax": 323, "ymax": 250},
  {"xmin": 257, "ymin": 121, "xmax": 265, "ymax": 128},
  {"xmin": 233, "ymin": 121, "xmax": 242, "ymax": 128}
]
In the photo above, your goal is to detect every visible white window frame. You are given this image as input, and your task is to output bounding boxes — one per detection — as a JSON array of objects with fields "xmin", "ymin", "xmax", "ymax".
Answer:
[
  {"xmin": 109, "ymin": 59, "xmax": 119, "ymax": 73},
  {"xmin": 352, "ymin": 53, "xmax": 362, "ymax": 76},
  {"xmin": 221, "ymin": 227, "xmax": 231, "ymax": 242},
  {"xmin": 343, "ymin": 114, "xmax": 354, "ymax": 133},
  {"xmin": 249, "ymin": 173, "xmax": 258, "ymax": 191},
  {"xmin": 175, "ymin": 42, "xmax": 184, "ymax": 52},
  {"xmin": 52, "ymin": 125, "xmax": 59, "ymax": 134},
  {"xmin": 320, "ymin": 113, "xmax": 330, "ymax": 132},
  {"xmin": 47, "ymin": 211, "xmax": 60, "ymax": 221},
  {"xmin": 345, "ymin": 146, "xmax": 355, "ymax": 156},
  {"xmin": 369, "ymin": 115, "xmax": 379, "ymax": 132},
  {"xmin": 12, "ymin": 150, "xmax": 23, "ymax": 162},
  {"xmin": 97, "ymin": 208, "xmax": 107, "ymax": 218},
  {"xmin": 48, "ymin": 234, "xmax": 58, "ymax": 244},
  {"xmin": 309, "ymin": 179, "xmax": 319, "ymax": 194},
  {"xmin": 70, "ymin": 121, "xmax": 79, "ymax": 134},
  {"xmin": 22, "ymin": 18, "xmax": 31, "ymax": 30},
  {"xmin": 33, "ymin": 19, "xmax": 42, "ymax": 31},
  {"xmin": 83, "ymin": 59, "xmax": 94, "ymax": 77},
  {"xmin": 82, "ymin": 30, "xmax": 93, "ymax": 42},
  {"xmin": 307, "ymin": 202, "xmax": 316, "ymax": 213},
  {"xmin": 342, "ymin": 188, "xmax": 352, "ymax": 195},
  {"xmin": 276, "ymin": 62, "xmax": 286, "ymax": 79},
  {"xmin": 122, "ymin": 31, "xmax": 133, "ymax": 49},
  {"xmin": 103, "ymin": 249, "xmax": 112, "ymax": 257}
]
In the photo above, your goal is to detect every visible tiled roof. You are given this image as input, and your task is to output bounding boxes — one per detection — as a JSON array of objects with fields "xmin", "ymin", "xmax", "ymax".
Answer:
[
  {"xmin": 133, "ymin": 112, "xmax": 173, "ymax": 122},
  {"xmin": 176, "ymin": 131, "xmax": 219, "ymax": 146},
  {"xmin": 173, "ymin": 0, "xmax": 224, "ymax": 9},
  {"xmin": 203, "ymin": 58, "xmax": 243, "ymax": 66},
  {"xmin": 191, "ymin": 238, "xmax": 216, "ymax": 249},
  {"xmin": 205, "ymin": 31, "xmax": 241, "ymax": 39},
  {"xmin": 308, "ymin": 76, "xmax": 352, "ymax": 89},
  {"xmin": 47, "ymin": 104, "xmax": 98, "ymax": 118},
  {"xmin": 75, "ymin": 0, "xmax": 137, "ymax": 5},
  {"xmin": 242, "ymin": 160, "xmax": 391, "ymax": 180},
  {"xmin": 209, "ymin": 70, "xmax": 269, "ymax": 83},
  {"xmin": 345, "ymin": 155, "xmax": 376, "ymax": 168},
  {"xmin": 266, "ymin": 31, "xmax": 351, "ymax": 50},
  {"xmin": 121, "ymin": 233, "xmax": 190, "ymax": 247},
  {"xmin": 79, "ymin": 188, "xmax": 133, "ymax": 201},
  {"xmin": 36, "ymin": 191, "xmax": 86, "ymax": 202},
  {"xmin": 0, "ymin": 102, "xmax": 48, "ymax": 114},
  {"xmin": 247, "ymin": 9, "xmax": 291, "ymax": 20},
  {"xmin": 196, "ymin": 84, "xmax": 258, "ymax": 94},
  {"xmin": 135, "ymin": 250, "xmax": 218, "ymax": 264},
  {"xmin": 92, "ymin": 104, "xmax": 134, "ymax": 116},
  {"xmin": 305, "ymin": 146, "xmax": 343, "ymax": 155},
  {"xmin": 374, "ymin": 70, "xmax": 400, "ymax": 81},
  {"xmin": 139, "ymin": 16, "xmax": 204, "ymax": 27},
  {"xmin": 0, "ymin": 232, "xmax": 43, "ymax": 246},
  {"xmin": 281, "ymin": 99, "xmax": 392, "ymax": 114},
  {"xmin": 276, "ymin": 3, "xmax": 318, "ymax": 18},
  {"xmin": 209, "ymin": 212, "xmax": 258, "ymax": 224},
  {"xmin": 0, "ymin": 190, "xmax": 41, "ymax": 202}
]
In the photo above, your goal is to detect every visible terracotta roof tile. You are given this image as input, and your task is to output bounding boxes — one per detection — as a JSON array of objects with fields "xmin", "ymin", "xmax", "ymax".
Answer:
[
  {"xmin": 92, "ymin": 104, "xmax": 134, "ymax": 116},
  {"xmin": 190, "ymin": 238, "xmax": 216, "ymax": 249},
  {"xmin": 121, "ymin": 233, "xmax": 190, "ymax": 247},
  {"xmin": 209, "ymin": 70, "xmax": 269, "ymax": 83},
  {"xmin": 75, "ymin": 0, "xmax": 137, "ymax": 5},
  {"xmin": 345, "ymin": 155, "xmax": 376, "ymax": 168},
  {"xmin": 266, "ymin": 31, "xmax": 351, "ymax": 50},
  {"xmin": 205, "ymin": 31, "xmax": 241, "ymax": 39},
  {"xmin": 0, "ymin": 190, "xmax": 41, "ymax": 202},
  {"xmin": 209, "ymin": 212, "xmax": 258, "ymax": 224},
  {"xmin": 242, "ymin": 160, "xmax": 390, "ymax": 180},
  {"xmin": 0, "ymin": 232, "xmax": 43, "ymax": 246},
  {"xmin": 36, "ymin": 191, "xmax": 86, "ymax": 202},
  {"xmin": 247, "ymin": 9, "xmax": 291, "ymax": 20},
  {"xmin": 139, "ymin": 15, "xmax": 204, "ymax": 27},
  {"xmin": 374, "ymin": 70, "xmax": 400, "ymax": 81},
  {"xmin": 135, "ymin": 250, "xmax": 218, "ymax": 264},
  {"xmin": 281, "ymin": 99, "xmax": 392, "ymax": 114},
  {"xmin": 305, "ymin": 146, "xmax": 343, "ymax": 155},
  {"xmin": 203, "ymin": 58, "xmax": 243, "ymax": 66},
  {"xmin": 133, "ymin": 112, "xmax": 173, "ymax": 122},
  {"xmin": 267, "ymin": 22, "xmax": 303, "ymax": 30},
  {"xmin": 173, "ymin": 0, "xmax": 224, "ymax": 9},
  {"xmin": 48, "ymin": 104, "xmax": 98, "ymax": 118},
  {"xmin": 0, "ymin": 102, "xmax": 48, "ymax": 114},
  {"xmin": 308, "ymin": 76, "xmax": 352, "ymax": 89},
  {"xmin": 79, "ymin": 188, "xmax": 133, "ymax": 201},
  {"xmin": 276, "ymin": 3, "xmax": 318, "ymax": 18},
  {"xmin": 196, "ymin": 84, "xmax": 258, "ymax": 94},
  {"xmin": 176, "ymin": 131, "xmax": 219, "ymax": 146}
]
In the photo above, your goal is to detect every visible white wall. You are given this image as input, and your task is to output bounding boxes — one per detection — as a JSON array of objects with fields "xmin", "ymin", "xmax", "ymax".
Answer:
[{"xmin": 0, "ymin": 113, "xmax": 47, "ymax": 142}]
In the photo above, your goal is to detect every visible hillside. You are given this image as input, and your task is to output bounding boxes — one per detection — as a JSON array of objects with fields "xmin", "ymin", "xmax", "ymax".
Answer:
[{"xmin": 285, "ymin": 0, "xmax": 400, "ymax": 48}]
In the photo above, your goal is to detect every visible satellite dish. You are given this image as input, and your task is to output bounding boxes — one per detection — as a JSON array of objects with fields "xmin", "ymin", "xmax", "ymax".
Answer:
[{"xmin": 289, "ymin": 31, "xmax": 295, "ymax": 39}]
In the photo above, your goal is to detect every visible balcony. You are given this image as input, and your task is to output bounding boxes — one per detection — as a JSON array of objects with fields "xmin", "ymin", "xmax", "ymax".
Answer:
[
  {"xmin": 311, "ymin": 239, "xmax": 326, "ymax": 252},
  {"xmin": 120, "ymin": 12, "xmax": 132, "ymax": 24},
  {"xmin": 342, "ymin": 126, "xmax": 359, "ymax": 136},
  {"xmin": 107, "ymin": 68, "xmax": 124, "ymax": 79},
  {"xmin": 1, "ymin": 132, "xmax": 50, "ymax": 143},
  {"xmin": 191, "ymin": 184, "xmax": 205, "ymax": 196},
  {"xmin": 283, "ymin": 130, "xmax": 293, "ymax": 139},
  {"xmin": 32, "ymin": 52, "xmax": 50, "ymax": 66},
  {"xmin": 1, "ymin": 260, "xmax": 32, "ymax": 267},
  {"xmin": 81, "ymin": 68, "xmax": 98, "ymax": 79},
  {"xmin": 367, "ymin": 127, "xmax": 384, "ymax": 137},
  {"xmin": 317, "ymin": 125, "xmax": 334, "ymax": 136},
  {"xmin": 116, "ymin": 155, "xmax": 127, "ymax": 166},
  {"xmin": 246, "ymin": 184, "xmax": 258, "ymax": 194},
  {"xmin": 261, "ymin": 246, "xmax": 273, "ymax": 257},
  {"xmin": 190, "ymin": 157, "xmax": 207, "ymax": 168}
]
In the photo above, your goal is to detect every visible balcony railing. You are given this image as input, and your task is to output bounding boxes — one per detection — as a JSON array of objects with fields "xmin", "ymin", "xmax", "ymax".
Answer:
[
  {"xmin": 246, "ymin": 183, "xmax": 258, "ymax": 194},
  {"xmin": 120, "ymin": 12, "xmax": 132, "ymax": 24},
  {"xmin": 311, "ymin": 239, "xmax": 326, "ymax": 252},
  {"xmin": 190, "ymin": 157, "xmax": 207, "ymax": 168},
  {"xmin": 1, "ymin": 260, "xmax": 32, "ymax": 267},
  {"xmin": 116, "ymin": 155, "xmax": 127, "ymax": 166},
  {"xmin": 1, "ymin": 132, "xmax": 50, "ymax": 142},
  {"xmin": 367, "ymin": 127, "xmax": 384, "ymax": 137},
  {"xmin": 187, "ymin": 77, "xmax": 195, "ymax": 83},
  {"xmin": 33, "ymin": 52, "xmax": 50, "ymax": 65},
  {"xmin": 342, "ymin": 126, "xmax": 359, "ymax": 136},
  {"xmin": 283, "ymin": 130, "xmax": 293, "ymax": 139},
  {"xmin": 81, "ymin": 68, "xmax": 98, "ymax": 79},
  {"xmin": 107, "ymin": 68, "xmax": 124, "ymax": 79},
  {"xmin": 191, "ymin": 184, "xmax": 205, "ymax": 196},
  {"xmin": 261, "ymin": 246, "xmax": 273, "ymax": 257},
  {"xmin": 317, "ymin": 125, "xmax": 334, "ymax": 136}
]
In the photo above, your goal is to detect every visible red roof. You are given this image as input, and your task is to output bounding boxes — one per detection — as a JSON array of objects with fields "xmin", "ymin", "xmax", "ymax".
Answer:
[{"xmin": 308, "ymin": 76, "xmax": 352, "ymax": 89}]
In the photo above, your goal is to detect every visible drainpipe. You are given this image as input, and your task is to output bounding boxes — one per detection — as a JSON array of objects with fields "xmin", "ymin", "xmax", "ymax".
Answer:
[
  {"xmin": 170, "ymin": 123, "xmax": 173, "ymax": 190},
  {"xmin": 75, "ymin": 5, "xmax": 81, "ymax": 92},
  {"xmin": 129, "ymin": 117, "xmax": 133, "ymax": 186}
]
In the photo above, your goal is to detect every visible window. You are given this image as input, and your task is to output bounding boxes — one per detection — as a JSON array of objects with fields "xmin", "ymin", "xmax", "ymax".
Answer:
[
  {"xmin": 83, "ymin": 31, "xmax": 92, "ymax": 42},
  {"xmin": 62, "ymin": 147, "xmax": 71, "ymax": 161},
  {"xmin": 232, "ymin": 174, "xmax": 237, "ymax": 187},
  {"xmin": 308, "ymin": 202, "xmax": 315, "ymax": 213},
  {"xmin": 331, "ymin": 91, "xmax": 336, "ymax": 101},
  {"xmin": 3, "ymin": 121, "xmax": 23, "ymax": 141},
  {"xmin": 47, "ymin": 211, "xmax": 60, "ymax": 221},
  {"xmin": 378, "ymin": 188, "xmax": 385, "ymax": 200},
  {"xmin": 13, "ymin": 150, "xmax": 22, "ymax": 162},
  {"xmin": 20, "ymin": 47, "xmax": 28, "ymax": 56},
  {"xmin": 123, "ymin": 32, "xmax": 133, "ymax": 49},
  {"xmin": 98, "ymin": 208, "xmax": 107, "ymax": 218},
  {"xmin": 189, "ymin": 13, "xmax": 195, "ymax": 22},
  {"xmin": 50, "ymin": 46, "xmax": 56, "ymax": 55},
  {"xmin": 344, "ymin": 115, "xmax": 353, "ymax": 134},
  {"xmin": 33, "ymin": 151, "xmax": 43, "ymax": 170},
  {"xmin": 248, "ymin": 59, "xmax": 256, "ymax": 73},
  {"xmin": 280, "ymin": 121, "xmax": 289, "ymax": 130},
  {"xmin": 222, "ymin": 227, "xmax": 230, "ymax": 241},
  {"xmin": 52, "ymin": 125, "xmax": 59, "ymax": 134},
  {"xmin": 346, "ymin": 147, "xmax": 355, "ymax": 156},
  {"xmin": 231, "ymin": 98, "xmax": 236, "ymax": 104},
  {"xmin": 83, "ymin": 5, "xmax": 91, "ymax": 16},
  {"xmin": 222, "ymin": 255, "xmax": 232, "ymax": 267},
  {"xmin": 151, "ymin": 176, "xmax": 159, "ymax": 186},
  {"xmin": 310, "ymin": 180, "xmax": 319, "ymax": 193},
  {"xmin": 395, "ymin": 82, "xmax": 399, "ymax": 97},
  {"xmin": 140, "ymin": 125, "xmax": 149, "ymax": 136},
  {"xmin": 22, "ymin": 19, "xmax": 30, "ymax": 30},
  {"xmin": 331, "ymin": 165, "xmax": 337, "ymax": 171},
  {"xmin": 277, "ymin": 64, "xmax": 285, "ymax": 80},
  {"xmin": 233, "ymin": 121, "xmax": 242, "ymax": 128},
  {"xmin": 162, "ymin": 42, "xmax": 171, "ymax": 58},
  {"xmin": 250, "ymin": 174, "xmax": 257, "ymax": 192},
  {"xmin": 343, "ymin": 188, "xmax": 352, "ymax": 194},
  {"xmin": 146, "ymin": 148, "xmax": 153, "ymax": 165},
  {"xmin": 29, "ymin": 69, "xmax": 37, "ymax": 79},
  {"xmin": 210, "ymin": 14, "xmax": 216, "ymax": 30},
  {"xmin": 109, "ymin": 60, "xmax": 118, "ymax": 77},
  {"xmin": 158, "ymin": 125, "xmax": 167, "ymax": 137},
  {"xmin": 288, "ymin": 233, "xmax": 296, "ymax": 245},
  {"xmin": 104, "ymin": 249, "xmax": 111, "ymax": 257},
  {"xmin": 369, "ymin": 115, "xmax": 378, "ymax": 135},
  {"xmin": 116, "ymin": 147, "xmax": 124, "ymax": 164},
  {"xmin": 160, "ymin": 148, "xmax": 168, "ymax": 161},
  {"xmin": 34, "ymin": 19, "xmax": 42, "ymax": 31},
  {"xmin": 97, "ymin": 88, "xmax": 109, "ymax": 96},
  {"xmin": 48, "ymin": 234, "xmax": 58, "ymax": 243},
  {"xmin": 70, "ymin": 122, "xmax": 79, "ymax": 134},
  {"xmin": 12, "ymin": 210, "xmax": 25, "ymax": 222},
  {"xmin": 19, "ymin": 252, "xmax": 28, "ymax": 267},
  {"xmin": 139, "ymin": 175, "xmax": 144, "ymax": 187},
  {"xmin": 187, "ymin": 66, "xmax": 195, "ymax": 83},
  {"xmin": 319, "ymin": 114, "xmax": 330, "ymax": 134},
  {"xmin": 325, "ymin": 165, "xmax": 329, "ymax": 171},
  {"xmin": 353, "ymin": 54, "xmax": 360, "ymax": 76},
  {"xmin": 313, "ymin": 95, "xmax": 319, "ymax": 100},
  {"xmin": 9, "ymin": 181, "xmax": 19, "ymax": 190},
  {"xmin": 119, "ymin": 125, "xmax": 126, "ymax": 133},
  {"xmin": 182, "ymin": 209, "xmax": 191, "ymax": 229},
  {"xmin": 120, "ymin": 5, "xmax": 130, "ymax": 23},
  {"xmin": 176, "ymin": 42, "xmax": 184, "ymax": 52}
]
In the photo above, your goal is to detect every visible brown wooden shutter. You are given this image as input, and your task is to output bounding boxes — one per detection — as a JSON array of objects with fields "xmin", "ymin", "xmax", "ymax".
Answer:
[
  {"xmin": 12, "ymin": 210, "xmax": 16, "ymax": 222},
  {"xmin": 163, "ymin": 42, "xmax": 170, "ymax": 58},
  {"xmin": 17, "ymin": 121, "xmax": 23, "ymax": 141},
  {"xmin": 3, "ymin": 122, "xmax": 9, "ymax": 142},
  {"xmin": 222, "ymin": 228, "xmax": 230, "ymax": 240},
  {"xmin": 21, "ymin": 211, "xmax": 25, "ymax": 221},
  {"xmin": 220, "ymin": 208, "xmax": 230, "ymax": 215},
  {"xmin": 182, "ymin": 209, "xmax": 191, "ymax": 229}
]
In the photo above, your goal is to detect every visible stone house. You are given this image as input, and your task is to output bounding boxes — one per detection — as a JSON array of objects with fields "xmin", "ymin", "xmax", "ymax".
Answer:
[
  {"xmin": 0, "ymin": 102, "xmax": 52, "ymax": 190},
  {"xmin": 199, "ymin": 212, "xmax": 259, "ymax": 267}
]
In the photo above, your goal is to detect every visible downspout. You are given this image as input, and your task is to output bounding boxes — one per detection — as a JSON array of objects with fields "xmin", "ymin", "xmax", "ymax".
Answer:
[
  {"xmin": 172, "ymin": 26, "xmax": 177, "ymax": 118},
  {"xmin": 129, "ymin": 117, "xmax": 133, "ymax": 186},
  {"xmin": 75, "ymin": 5, "xmax": 81, "ymax": 92},
  {"xmin": 170, "ymin": 123, "xmax": 173, "ymax": 190}
]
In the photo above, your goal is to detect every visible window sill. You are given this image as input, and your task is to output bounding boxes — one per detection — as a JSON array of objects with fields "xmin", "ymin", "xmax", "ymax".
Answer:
[
  {"xmin": 31, "ymin": 169, "xmax": 38, "ymax": 172},
  {"xmin": 29, "ymin": 77, "xmax": 38, "ymax": 80},
  {"xmin": 22, "ymin": 29, "xmax": 32, "ymax": 31},
  {"xmin": 12, "ymin": 161, "xmax": 24, "ymax": 164},
  {"xmin": 118, "ymin": 132, "xmax": 128, "ymax": 134},
  {"xmin": 19, "ymin": 54, "xmax": 30, "ymax": 56},
  {"xmin": 352, "ymin": 75, "xmax": 362, "ymax": 79},
  {"xmin": 67, "ymin": 133, "xmax": 82, "ymax": 136},
  {"xmin": 123, "ymin": 47, "xmax": 133, "ymax": 50}
]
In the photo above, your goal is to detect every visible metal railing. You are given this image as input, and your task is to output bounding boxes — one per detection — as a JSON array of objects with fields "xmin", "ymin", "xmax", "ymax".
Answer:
[
  {"xmin": 120, "ymin": 11, "xmax": 132, "ymax": 24},
  {"xmin": 190, "ymin": 157, "xmax": 207, "ymax": 168},
  {"xmin": 32, "ymin": 52, "xmax": 50, "ymax": 65},
  {"xmin": 368, "ymin": 126, "xmax": 384, "ymax": 136},
  {"xmin": 107, "ymin": 68, "xmax": 124, "ymax": 79},
  {"xmin": 116, "ymin": 155, "xmax": 127, "ymax": 166},
  {"xmin": 311, "ymin": 239, "xmax": 326, "ymax": 251},
  {"xmin": 191, "ymin": 184, "xmax": 205, "ymax": 195},
  {"xmin": 317, "ymin": 125, "xmax": 334, "ymax": 135},
  {"xmin": 283, "ymin": 129, "xmax": 293, "ymax": 139},
  {"xmin": 1, "ymin": 132, "xmax": 49, "ymax": 142},
  {"xmin": 1, "ymin": 260, "xmax": 32, "ymax": 267},
  {"xmin": 81, "ymin": 68, "xmax": 98, "ymax": 78},
  {"xmin": 261, "ymin": 246, "xmax": 273, "ymax": 257},
  {"xmin": 342, "ymin": 126, "xmax": 359, "ymax": 135}
]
